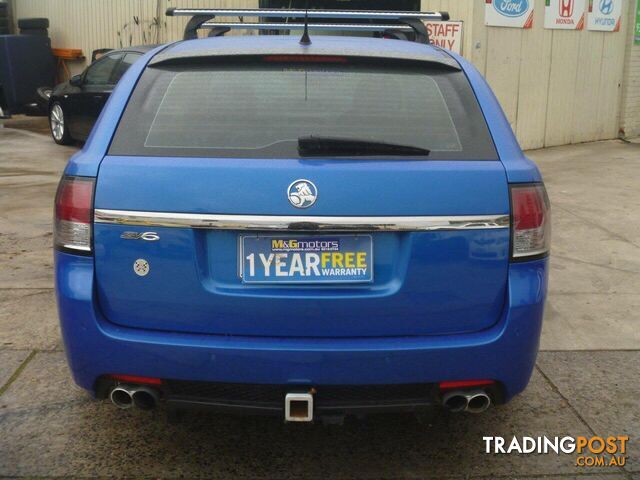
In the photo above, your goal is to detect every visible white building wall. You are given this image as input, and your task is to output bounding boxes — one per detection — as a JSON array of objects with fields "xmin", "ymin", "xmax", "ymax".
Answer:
[
  {"xmin": 422, "ymin": 0, "xmax": 634, "ymax": 149},
  {"xmin": 620, "ymin": 0, "xmax": 640, "ymax": 138}
]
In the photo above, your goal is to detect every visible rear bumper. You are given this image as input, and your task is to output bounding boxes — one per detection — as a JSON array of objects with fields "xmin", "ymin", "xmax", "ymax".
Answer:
[{"xmin": 55, "ymin": 251, "xmax": 547, "ymax": 403}]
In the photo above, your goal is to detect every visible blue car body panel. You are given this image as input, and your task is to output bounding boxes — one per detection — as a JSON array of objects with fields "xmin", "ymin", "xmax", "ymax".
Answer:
[
  {"xmin": 56, "ymin": 250, "xmax": 547, "ymax": 401},
  {"xmin": 55, "ymin": 35, "xmax": 548, "ymax": 406},
  {"xmin": 94, "ymin": 225, "xmax": 510, "ymax": 337},
  {"xmin": 94, "ymin": 157, "xmax": 509, "ymax": 215},
  {"xmin": 93, "ymin": 157, "xmax": 511, "ymax": 338}
]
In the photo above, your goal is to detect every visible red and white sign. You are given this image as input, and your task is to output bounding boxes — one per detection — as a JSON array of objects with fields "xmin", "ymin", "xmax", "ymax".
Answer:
[
  {"xmin": 424, "ymin": 21, "xmax": 463, "ymax": 54},
  {"xmin": 544, "ymin": 0, "xmax": 587, "ymax": 29}
]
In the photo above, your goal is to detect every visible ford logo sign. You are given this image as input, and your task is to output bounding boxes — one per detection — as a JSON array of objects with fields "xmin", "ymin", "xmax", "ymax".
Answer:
[{"xmin": 493, "ymin": 0, "xmax": 529, "ymax": 18}]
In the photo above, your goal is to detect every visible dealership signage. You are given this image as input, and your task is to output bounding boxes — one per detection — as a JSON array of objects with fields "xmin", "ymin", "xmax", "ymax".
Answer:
[
  {"xmin": 425, "ymin": 21, "xmax": 463, "ymax": 54},
  {"xmin": 544, "ymin": 0, "xmax": 587, "ymax": 29},
  {"xmin": 485, "ymin": 0, "xmax": 535, "ymax": 28},
  {"xmin": 587, "ymin": 0, "xmax": 623, "ymax": 31}
]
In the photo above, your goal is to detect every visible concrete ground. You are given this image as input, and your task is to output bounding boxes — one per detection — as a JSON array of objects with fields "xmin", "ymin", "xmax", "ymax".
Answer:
[{"xmin": 0, "ymin": 118, "xmax": 638, "ymax": 479}]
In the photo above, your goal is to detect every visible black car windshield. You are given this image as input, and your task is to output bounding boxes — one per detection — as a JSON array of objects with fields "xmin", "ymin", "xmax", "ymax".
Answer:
[{"xmin": 109, "ymin": 59, "xmax": 497, "ymax": 160}]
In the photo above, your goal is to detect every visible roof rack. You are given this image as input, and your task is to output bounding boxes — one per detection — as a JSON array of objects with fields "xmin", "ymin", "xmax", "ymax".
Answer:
[{"xmin": 166, "ymin": 8, "xmax": 450, "ymax": 44}]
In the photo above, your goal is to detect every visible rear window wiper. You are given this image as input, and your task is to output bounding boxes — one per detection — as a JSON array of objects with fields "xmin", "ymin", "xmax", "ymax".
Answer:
[{"xmin": 298, "ymin": 136, "xmax": 431, "ymax": 157}]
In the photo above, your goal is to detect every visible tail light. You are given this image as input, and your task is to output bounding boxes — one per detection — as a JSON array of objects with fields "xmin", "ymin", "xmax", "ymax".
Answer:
[
  {"xmin": 54, "ymin": 176, "xmax": 95, "ymax": 254},
  {"xmin": 510, "ymin": 184, "xmax": 551, "ymax": 260}
]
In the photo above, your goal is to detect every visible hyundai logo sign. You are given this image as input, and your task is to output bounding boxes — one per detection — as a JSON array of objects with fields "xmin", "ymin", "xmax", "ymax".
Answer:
[
  {"xmin": 493, "ymin": 0, "xmax": 530, "ymax": 18},
  {"xmin": 598, "ymin": 0, "xmax": 613, "ymax": 15}
]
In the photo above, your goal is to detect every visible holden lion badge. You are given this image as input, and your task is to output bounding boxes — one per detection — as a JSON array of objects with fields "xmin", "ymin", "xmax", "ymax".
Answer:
[{"xmin": 287, "ymin": 179, "xmax": 317, "ymax": 209}]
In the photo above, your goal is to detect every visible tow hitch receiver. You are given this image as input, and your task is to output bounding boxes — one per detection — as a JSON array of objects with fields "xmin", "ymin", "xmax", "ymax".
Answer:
[{"xmin": 285, "ymin": 393, "xmax": 314, "ymax": 422}]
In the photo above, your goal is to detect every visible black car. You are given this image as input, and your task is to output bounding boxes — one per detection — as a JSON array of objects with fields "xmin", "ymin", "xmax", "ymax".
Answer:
[{"xmin": 48, "ymin": 45, "xmax": 154, "ymax": 145}]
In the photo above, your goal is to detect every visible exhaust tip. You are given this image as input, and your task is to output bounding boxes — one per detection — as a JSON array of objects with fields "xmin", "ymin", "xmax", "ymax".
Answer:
[
  {"xmin": 132, "ymin": 387, "xmax": 159, "ymax": 411},
  {"xmin": 466, "ymin": 392, "xmax": 491, "ymax": 413},
  {"xmin": 442, "ymin": 392, "xmax": 468, "ymax": 413},
  {"xmin": 110, "ymin": 387, "xmax": 133, "ymax": 409}
]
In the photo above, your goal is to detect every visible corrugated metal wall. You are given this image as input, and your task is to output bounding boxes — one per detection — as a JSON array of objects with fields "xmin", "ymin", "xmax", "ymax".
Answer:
[
  {"xmin": 14, "ymin": 0, "xmax": 165, "ymax": 61},
  {"xmin": 12, "ymin": 0, "xmax": 259, "ymax": 69},
  {"xmin": 11, "ymin": 0, "xmax": 639, "ymax": 148}
]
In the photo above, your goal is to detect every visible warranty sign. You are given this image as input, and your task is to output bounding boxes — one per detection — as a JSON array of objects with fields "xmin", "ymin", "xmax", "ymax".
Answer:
[{"xmin": 241, "ymin": 235, "xmax": 373, "ymax": 284}]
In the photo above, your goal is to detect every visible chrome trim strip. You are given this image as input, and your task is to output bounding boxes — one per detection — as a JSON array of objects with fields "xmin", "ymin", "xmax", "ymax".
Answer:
[
  {"xmin": 57, "ymin": 243, "xmax": 92, "ymax": 252},
  {"xmin": 94, "ymin": 209, "xmax": 509, "ymax": 232}
]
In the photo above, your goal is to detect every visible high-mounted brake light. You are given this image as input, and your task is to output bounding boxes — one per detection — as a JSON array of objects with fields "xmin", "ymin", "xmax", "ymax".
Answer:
[
  {"xmin": 54, "ymin": 176, "xmax": 95, "ymax": 253},
  {"xmin": 263, "ymin": 55, "xmax": 348, "ymax": 63},
  {"xmin": 511, "ymin": 184, "xmax": 550, "ymax": 260}
]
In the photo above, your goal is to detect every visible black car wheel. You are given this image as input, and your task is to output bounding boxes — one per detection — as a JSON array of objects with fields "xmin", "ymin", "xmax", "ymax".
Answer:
[
  {"xmin": 49, "ymin": 102, "xmax": 73, "ymax": 145},
  {"xmin": 36, "ymin": 87, "xmax": 53, "ymax": 114}
]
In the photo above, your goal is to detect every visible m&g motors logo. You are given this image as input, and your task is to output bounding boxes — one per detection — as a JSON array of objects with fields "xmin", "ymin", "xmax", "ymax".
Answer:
[
  {"xmin": 493, "ymin": 0, "xmax": 530, "ymax": 17},
  {"xmin": 271, "ymin": 238, "xmax": 339, "ymax": 252}
]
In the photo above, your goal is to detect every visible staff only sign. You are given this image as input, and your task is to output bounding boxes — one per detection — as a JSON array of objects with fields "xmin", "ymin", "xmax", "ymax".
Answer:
[
  {"xmin": 544, "ymin": 0, "xmax": 587, "ymax": 29},
  {"xmin": 425, "ymin": 21, "xmax": 463, "ymax": 54},
  {"xmin": 587, "ymin": 0, "xmax": 623, "ymax": 31},
  {"xmin": 485, "ymin": 0, "xmax": 535, "ymax": 28}
]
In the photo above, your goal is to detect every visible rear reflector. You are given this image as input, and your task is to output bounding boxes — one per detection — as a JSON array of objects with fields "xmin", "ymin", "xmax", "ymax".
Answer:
[
  {"xmin": 439, "ymin": 380, "xmax": 495, "ymax": 390},
  {"xmin": 511, "ymin": 184, "xmax": 550, "ymax": 260},
  {"xmin": 54, "ymin": 176, "xmax": 95, "ymax": 253},
  {"xmin": 110, "ymin": 374, "xmax": 162, "ymax": 385}
]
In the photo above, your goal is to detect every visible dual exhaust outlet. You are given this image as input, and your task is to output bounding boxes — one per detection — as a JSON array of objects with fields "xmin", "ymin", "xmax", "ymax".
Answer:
[
  {"xmin": 442, "ymin": 389, "xmax": 492, "ymax": 414},
  {"xmin": 110, "ymin": 384, "xmax": 160, "ymax": 410}
]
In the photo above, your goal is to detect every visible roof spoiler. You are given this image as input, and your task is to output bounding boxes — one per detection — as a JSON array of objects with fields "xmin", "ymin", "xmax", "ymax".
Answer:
[{"xmin": 165, "ymin": 8, "xmax": 450, "ymax": 43}]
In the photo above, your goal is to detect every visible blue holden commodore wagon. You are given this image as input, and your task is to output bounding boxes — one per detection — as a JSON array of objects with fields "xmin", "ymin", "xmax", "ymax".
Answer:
[{"xmin": 54, "ymin": 8, "xmax": 550, "ymax": 421}]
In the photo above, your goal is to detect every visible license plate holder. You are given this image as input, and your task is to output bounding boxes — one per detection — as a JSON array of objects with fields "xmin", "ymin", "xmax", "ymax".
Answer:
[{"xmin": 240, "ymin": 234, "xmax": 373, "ymax": 284}]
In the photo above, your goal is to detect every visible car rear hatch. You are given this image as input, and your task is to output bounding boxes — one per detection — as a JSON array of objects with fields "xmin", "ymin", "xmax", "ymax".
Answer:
[{"xmin": 93, "ymin": 53, "xmax": 510, "ymax": 338}]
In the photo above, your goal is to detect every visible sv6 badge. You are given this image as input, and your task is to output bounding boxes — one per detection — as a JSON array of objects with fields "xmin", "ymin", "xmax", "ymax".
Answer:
[{"xmin": 120, "ymin": 231, "xmax": 160, "ymax": 241}]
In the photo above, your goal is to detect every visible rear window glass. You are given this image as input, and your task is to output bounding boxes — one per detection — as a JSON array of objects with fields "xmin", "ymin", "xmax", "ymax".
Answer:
[{"xmin": 109, "ymin": 60, "xmax": 497, "ymax": 160}]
